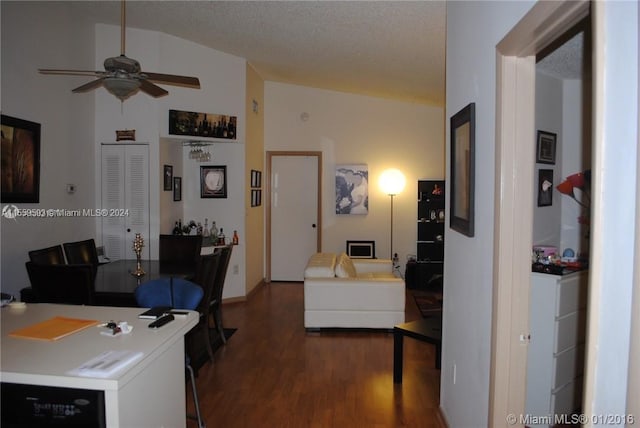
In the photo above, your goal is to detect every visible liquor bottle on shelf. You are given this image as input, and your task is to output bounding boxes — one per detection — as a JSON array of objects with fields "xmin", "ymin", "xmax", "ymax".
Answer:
[
  {"xmin": 172, "ymin": 221, "xmax": 181, "ymax": 235},
  {"xmin": 218, "ymin": 228, "xmax": 225, "ymax": 245},
  {"xmin": 232, "ymin": 230, "xmax": 239, "ymax": 245},
  {"xmin": 210, "ymin": 221, "xmax": 218, "ymax": 244},
  {"xmin": 203, "ymin": 219, "xmax": 210, "ymax": 238}
]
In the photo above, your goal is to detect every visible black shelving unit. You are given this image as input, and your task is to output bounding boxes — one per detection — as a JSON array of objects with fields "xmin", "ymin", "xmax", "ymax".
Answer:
[{"xmin": 406, "ymin": 179, "xmax": 445, "ymax": 290}]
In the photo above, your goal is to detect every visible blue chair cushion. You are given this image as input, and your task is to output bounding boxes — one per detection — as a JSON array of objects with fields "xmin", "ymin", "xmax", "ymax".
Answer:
[{"xmin": 134, "ymin": 277, "xmax": 204, "ymax": 311}]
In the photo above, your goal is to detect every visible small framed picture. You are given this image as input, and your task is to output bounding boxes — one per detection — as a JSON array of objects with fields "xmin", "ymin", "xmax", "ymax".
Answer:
[
  {"xmin": 251, "ymin": 189, "xmax": 262, "ymax": 207},
  {"xmin": 163, "ymin": 165, "xmax": 173, "ymax": 191},
  {"xmin": 200, "ymin": 165, "xmax": 227, "ymax": 198},
  {"xmin": 537, "ymin": 169, "xmax": 553, "ymax": 207},
  {"xmin": 173, "ymin": 177, "xmax": 182, "ymax": 201},
  {"xmin": 250, "ymin": 169, "xmax": 262, "ymax": 188},
  {"xmin": 536, "ymin": 131, "xmax": 557, "ymax": 164}
]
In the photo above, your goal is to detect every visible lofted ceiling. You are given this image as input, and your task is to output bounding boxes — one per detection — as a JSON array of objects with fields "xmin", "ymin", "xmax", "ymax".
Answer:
[{"xmin": 67, "ymin": 1, "xmax": 447, "ymax": 106}]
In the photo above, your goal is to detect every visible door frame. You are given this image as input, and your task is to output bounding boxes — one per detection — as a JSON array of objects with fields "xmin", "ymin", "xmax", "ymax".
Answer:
[
  {"xmin": 265, "ymin": 151, "xmax": 322, "ymax": 283},
  {"xmin": 490, "ymin": 1, "xmax": 591, "ymax": 425}
]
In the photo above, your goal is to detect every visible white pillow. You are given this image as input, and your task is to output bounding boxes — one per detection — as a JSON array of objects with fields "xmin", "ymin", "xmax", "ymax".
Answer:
[
  {"xmin": 304, "ymin": 253, "xmax": 336, "ymax": 278},
  {"xmin": 335, "ymin": 252, "xmax": 357, "ymax": 278}
]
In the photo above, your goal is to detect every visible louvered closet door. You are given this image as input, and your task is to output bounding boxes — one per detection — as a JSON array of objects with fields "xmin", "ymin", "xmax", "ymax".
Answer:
[{"xmin": 101, "ymin": 144, "xmax": 150, "ymax": 260}]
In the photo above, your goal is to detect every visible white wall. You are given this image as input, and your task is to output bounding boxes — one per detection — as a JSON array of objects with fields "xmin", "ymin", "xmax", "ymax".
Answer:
[
  {"xmin": 1, "ymin": 2, "xmax": 96, "ymax": 299},
  {"xmin": 560, "ymin": 79, "xmax": 588, "ymax": 255},
  {"xmin": 264, "ymin": 82, "xmax": 444, "ymax": 265},
  {"xmin": 442, "ymin": 2, "xmax": 534, "ymax": 426},
  {"xmin": 585, "ymin": 0, "xmax": 638, "ymax": 418},
  {"xmin": 533, "ymin": 72, "xmax": 563, "ymax": 247}
]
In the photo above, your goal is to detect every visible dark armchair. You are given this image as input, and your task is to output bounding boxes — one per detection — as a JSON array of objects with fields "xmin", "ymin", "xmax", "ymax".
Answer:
[
  {"xmin": 159, "ymin": 234, "xmax": 202, "ymax": 273},
  {"xmin": 28, "ymin": 245, "xmax": 66, "ymax": 265},
  {"xmin": 63, "ymin": 239, "xmax": 99, "ymax": 267}
]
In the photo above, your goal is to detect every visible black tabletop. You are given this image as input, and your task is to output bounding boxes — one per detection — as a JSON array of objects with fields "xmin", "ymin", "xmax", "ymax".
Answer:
[{"xmin": 95, "ymin": 259, "xmax": 195, "ymax": 294}]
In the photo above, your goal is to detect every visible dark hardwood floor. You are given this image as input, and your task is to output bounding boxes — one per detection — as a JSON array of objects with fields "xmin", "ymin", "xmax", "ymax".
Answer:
[{"xmin": 188, "ymin": 282, "xmax": 443, "ymax": 427}]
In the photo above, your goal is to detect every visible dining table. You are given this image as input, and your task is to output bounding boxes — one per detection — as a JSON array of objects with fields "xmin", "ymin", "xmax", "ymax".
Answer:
[{"xmin": 94, "ymin": 259, "xmax": 196, "ymax": 307}]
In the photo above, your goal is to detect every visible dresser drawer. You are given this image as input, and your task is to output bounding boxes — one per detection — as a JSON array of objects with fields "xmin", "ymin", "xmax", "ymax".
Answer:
[
  {"xmin": 552, "ymin": 343, "xmax": 585, "ymax": 389},
  {"xmin": 554, "ymin": 310, "xmax": 586, "ymax": 353},
  {"xmin": 551, "ymin": 377, "xmax": 583, "ymax": 415},
  {"xmin": 556, "ymin": 272, "xmax": 587, "ymax": 317}
]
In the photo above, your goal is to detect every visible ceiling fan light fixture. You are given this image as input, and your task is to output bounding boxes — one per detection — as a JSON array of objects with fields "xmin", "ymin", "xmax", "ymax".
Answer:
[{"xmin": 103, "ymin": 77, "xmax": 141, "ymax": 101}]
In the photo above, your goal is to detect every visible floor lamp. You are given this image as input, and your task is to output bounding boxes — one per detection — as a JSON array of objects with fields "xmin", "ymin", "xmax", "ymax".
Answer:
[{"xmin": 379, "ymin": 168, "xmax": 406, "ymax": 262}]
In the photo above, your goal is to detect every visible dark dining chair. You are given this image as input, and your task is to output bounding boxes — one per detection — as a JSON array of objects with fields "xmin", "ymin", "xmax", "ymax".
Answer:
[
  {"xmin": 63, "ymin": 239, "xmax": 99, "ymax": 267},
  {"xmin": 134, "ymin": 277, "xmax": 206, "ymax": 428},
  {"xmin": 25, "ymin": 262, "xmax": 96, "ymax": 305},
  {"xmin": 28, "ymin": 245, "xmax": 66, "ymax": 265},
  {"xmin": 209, "ymin": 244, "xmax": 233, "ymax": 344},
  {"xmin": 192, "ymin": 251, "xmax": 222, "ymax": 361},
  {"xmin": 159, "ymin": 234, "xmax": 203, "ymax": 274}
]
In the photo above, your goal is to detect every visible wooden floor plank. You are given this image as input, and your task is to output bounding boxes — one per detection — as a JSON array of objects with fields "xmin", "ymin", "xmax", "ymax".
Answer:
[{"xmin": 188, "ymin": 282, "xmax": 442, "ymax": 427}]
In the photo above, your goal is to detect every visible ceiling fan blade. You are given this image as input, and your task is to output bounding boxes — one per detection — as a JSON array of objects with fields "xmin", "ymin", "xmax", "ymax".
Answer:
[
  {"xmin": 39, "ymin": 69, "xmax": 103, "ymax": 77},
  {"xmin": 143, "ymin": 72, "xmax": 200, "ymax": 88},
  {"xmin": 72, "ymin": 78, "xmax": 106, "ymax": 93},
  {"xmin": 139, "ymin": 80, "xmax": 169, "ymax": 98}
]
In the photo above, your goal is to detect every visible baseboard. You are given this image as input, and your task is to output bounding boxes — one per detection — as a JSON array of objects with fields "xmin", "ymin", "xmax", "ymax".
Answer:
[
  {"xmin": 436, "ymin": 406, "xmax": 449, "ymax": 428},
  {"xmin": 222, "ymin": 278, "xmax": 265, "ymax": 305}
]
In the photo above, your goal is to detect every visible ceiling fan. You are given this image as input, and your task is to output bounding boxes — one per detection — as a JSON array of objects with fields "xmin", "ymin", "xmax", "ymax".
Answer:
[{"xmin": 39, "ymin": 0, "xmax": 200, "ymax": 102}]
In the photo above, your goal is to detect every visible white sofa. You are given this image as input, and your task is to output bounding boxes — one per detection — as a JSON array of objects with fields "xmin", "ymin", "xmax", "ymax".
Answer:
[{"xmin": 303, "ymin": 253, "xmax": 405, "ymax": 329}]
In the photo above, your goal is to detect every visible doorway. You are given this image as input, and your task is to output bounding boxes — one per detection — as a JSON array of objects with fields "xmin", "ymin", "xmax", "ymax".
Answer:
[
  {"xmin": 489, "ymin": 1, "xmax": 592, "ymax": 424},
  {"xmin": 266, "ymin": 151, "xmax": 322, "ymax": 282}
]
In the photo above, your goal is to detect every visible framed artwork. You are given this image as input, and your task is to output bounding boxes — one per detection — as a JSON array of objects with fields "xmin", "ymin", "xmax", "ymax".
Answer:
[
  {"xmin": 335, "ymin": 164, "xmax": 368, "ymax": 215},
  {"xmin": 200, "ymin": 165, "xmax": 227, "ymax": 198},
  {"xmin": 346, "ymin": 240, "xmax": 376, "ymax": 259},
  {"xmin": 251, "ymin": 189, "xmax": 262, "ymax": 207},
  {"xmin": 251, "ymin": 169, "xmax": 262, "ymax": 188},
  {"xmin": 168, "ymin": 109, "xmax": 237, "ymax": 140},
  {"xmin": 536, "ymin": 130, "xmax": 557, "ymax": 164},
  {"xmin": 173, "ymin": 177, "xmax": 182, "ymax": 202},
  {"xmin": 537, "ymin": 169, "xmax": 553, "ymax": 207},
  {"xmin": 163, "ymin": 165, "xmax": 173, "ymax": 191},
  {"xmin": 1, "ymin": 115, "xmax": 41, "ymax": 203},
  {"xmin": 450, "ymin": 103, "xmax": 475, "ymax": 237}
]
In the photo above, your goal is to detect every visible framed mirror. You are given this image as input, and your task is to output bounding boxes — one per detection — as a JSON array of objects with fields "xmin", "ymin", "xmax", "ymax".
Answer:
[{"xmin": 450, "ymin": 103, "xmax": 475, "ymax": 237}]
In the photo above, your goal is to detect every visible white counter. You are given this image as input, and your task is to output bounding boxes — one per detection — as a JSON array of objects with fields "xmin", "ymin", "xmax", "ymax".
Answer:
[{"xmin": 1, "ymin": 303, "xmax": 198, "ymax": 428}]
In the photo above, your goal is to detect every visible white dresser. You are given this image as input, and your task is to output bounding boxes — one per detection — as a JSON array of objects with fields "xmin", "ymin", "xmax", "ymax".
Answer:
[{"xmin": 526, "ymin": 271, "xmax": 588, "ymax": 426}]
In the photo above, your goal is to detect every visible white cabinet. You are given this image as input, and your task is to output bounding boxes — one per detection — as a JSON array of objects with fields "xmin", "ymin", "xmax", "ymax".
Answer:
[
  {"xmin": 101, "ymin": 144, "xmax": 149, "ymax": 260},
  {"xmin": 526, "ymin": 271, "xmax": 588, "ymax": 426}
]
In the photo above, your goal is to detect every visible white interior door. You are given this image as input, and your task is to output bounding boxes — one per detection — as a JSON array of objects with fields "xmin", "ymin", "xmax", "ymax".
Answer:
[
  {"xmin": 270, "ymin": 156, "xmax": 318, "ymax": 281},
  {"xmin": 101, "ymin": 144, "xmax": 150, "ymax": 260}
]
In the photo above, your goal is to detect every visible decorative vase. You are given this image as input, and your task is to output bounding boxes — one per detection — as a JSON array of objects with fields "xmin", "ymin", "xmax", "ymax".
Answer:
[{"xmin": 131, "ymin": 233, "xmax": 146, "ymax": 278}]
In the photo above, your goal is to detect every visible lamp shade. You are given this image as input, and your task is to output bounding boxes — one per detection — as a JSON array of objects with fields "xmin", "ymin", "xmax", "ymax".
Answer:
[
  {"xmin": 556, "ymin": 179, "xmax": 574, "ymax": 196},
  {"xmin": 379, "ymin": 169, "xmax": 406, "ymax": 195},
  {"xmin": 103, "ymin": 77, "xmax": 141, "ymax": 101}
]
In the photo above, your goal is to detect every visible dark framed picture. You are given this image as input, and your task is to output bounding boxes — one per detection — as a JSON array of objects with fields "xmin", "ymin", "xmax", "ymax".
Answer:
[
  {"xmin": 1, "ymin": 115, "xmax": 41, "ymax": 203},
  {"xmin": 173, "ymin": 177, "xmax": 182, "ymax": 202},
  {"xmin": 251, "ymin": 189, "xmax": 262, "ymax": 207},
  {"xmin": 200, "ymin": 165, "xmax": 227, "ymax": 198},
  {"xmin": 346, "ymin": 240, "xmax": 376, "ymax": 259},
  {"xmin": 537, "ymin": 169, "xmax": 553, "ymax": 207},
  {"xmin": 536, "ymin": 130, "xmax": 557, "ymax": 164},
  {"xmin": 168, "ymin": 109, "xmax": 237, "ymax": 140},
  {"xmin": 163, "ymin": 165, "xmax": 173, "ymax": 191},
  {"xmin": 250, "ymin": 169, "xmax": 262, "ymax": 188},
  {"xmin": 450, "ymin": 103, "xmax": 475, "ymax": 237}
]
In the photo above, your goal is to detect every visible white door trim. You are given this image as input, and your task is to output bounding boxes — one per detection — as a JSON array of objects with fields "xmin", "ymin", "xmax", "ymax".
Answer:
[{"xmin": 490, "ymin": 1, "xmax": 590, "ymax": 426}]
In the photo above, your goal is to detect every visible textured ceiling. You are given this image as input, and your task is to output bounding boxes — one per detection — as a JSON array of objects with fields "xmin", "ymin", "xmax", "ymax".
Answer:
[
  {"xmin": 67, "ymin": 1, "xmax": 447, "ymax": 105},
  {"xmin": 537, "ymin": 32, "xmax": 584, "ymax": 80}
]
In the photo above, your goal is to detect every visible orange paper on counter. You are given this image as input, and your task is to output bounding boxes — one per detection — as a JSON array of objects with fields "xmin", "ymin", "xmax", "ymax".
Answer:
[{"xmin": 9, "ymin": 316, "xmax": 99, "ymax": 341}]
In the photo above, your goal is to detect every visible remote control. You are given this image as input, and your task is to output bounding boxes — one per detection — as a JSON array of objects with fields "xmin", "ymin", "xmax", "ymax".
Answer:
[{"xmin": 148, "ymin": 314, "xmax": 174, "ymax": 329}]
